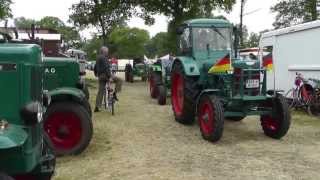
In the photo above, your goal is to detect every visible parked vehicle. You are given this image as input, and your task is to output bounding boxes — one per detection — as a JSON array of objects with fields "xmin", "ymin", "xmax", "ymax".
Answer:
[
  {"xmin": 170, "ymin": 18, "xmax": 290, "ymax": 142},
  {"xmin": 149, "ymin": 54, "xmax": 173, "ymax": 105},
  {"xmin": 0, "ymin": 42, "xmax": 55, "ymax": 179},
  {"xmin": 259, "ymin": 20, "xmax": 320, "ymax": 96},
  {"xmin": 66, "ymin": 49, "xmax": 88, "ymax": 76},
  {"xmin": 125, "ymin": 58, "xmax": 148, "ymax": 82}
]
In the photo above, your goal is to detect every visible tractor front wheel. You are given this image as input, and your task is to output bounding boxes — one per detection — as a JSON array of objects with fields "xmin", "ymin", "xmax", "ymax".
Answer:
[
  {"xmin": 260, "ymin": 95, "xmax": 291, "ymax": 139},
  {"xmin": 157, "ymin": 85, "xmax": 167, "ymax": 105},
  {"xmin": 197, "ymin": 95, "xmax": 224, "ymax": 142},
  {"xmin": 44, "ymin": 102, "xmax": 93, "ymax": 156},
  {"xmin": 171, "ymin": 62, "xmax": 195, "ymax": 124}
]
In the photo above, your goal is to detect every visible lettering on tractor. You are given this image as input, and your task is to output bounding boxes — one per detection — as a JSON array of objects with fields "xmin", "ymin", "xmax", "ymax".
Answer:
[
  {"xmin": 45, "ymin": 67, "xmax": 56, "ymax": 74},
  {"xmin": 170, "ymin": 18, "xmax": 291, "ymax": 142},
  {"xmin": 0, "ymin": 41, "xmax": 56, "ymax": 179}
]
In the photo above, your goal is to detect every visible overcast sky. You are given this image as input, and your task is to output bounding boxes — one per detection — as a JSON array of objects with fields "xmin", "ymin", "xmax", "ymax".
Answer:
[{"xmin": 6, "ymin": 0, "xmax": 279, "ymax": 38}]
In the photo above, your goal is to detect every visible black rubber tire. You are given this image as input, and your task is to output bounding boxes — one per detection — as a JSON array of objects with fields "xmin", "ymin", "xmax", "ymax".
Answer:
[
  {"xmin": 83, "ymin": 85, "xmax": 90, "ymax": 100},
  {"xmin": 82, "ymin": 100, "xmax": 92, "ymax": 118},
  {"xmin": 44, "ymin": 102, "xmax": 93, "ymax": 156},
  {"xmin": 171, "ymin": 62, "xmax": 196, "ymax": 124},
  {"xmin": 307, "ymin": 98, "xmax": 320, "ymax": 116},
  {"xmin": 157, "ymin": 85, "xmax": 167, "ymax": 105},
  {"xmin": 227, "ymin": 116, "xmax": 245, "ymax": 121},
  {"xmin": 125, "ymin": 64, "xmax": 132, "ymax": 82},
  {"xmin": 260, "ymin": 95, "xmax": 291, "ymax": 139},
  {"xmin": 0, "ymin": 173, "xmax": 14, "ymax": 180},
  {"xmin": 197, "ymin": 94, "xmax": 224, "ymax": 142},
  {"xmin": 150, "ymin": 72, "xmax": 161, "ymax": 99},
  {"xmin": 38, "ymin": 133, "xmax": 56, "ymax": 180}
]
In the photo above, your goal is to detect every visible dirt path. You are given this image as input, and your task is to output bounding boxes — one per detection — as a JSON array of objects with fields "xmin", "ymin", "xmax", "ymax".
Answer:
[{"xmin": 54, "ymin": 72, "xmax": 320, "ymax": 180}]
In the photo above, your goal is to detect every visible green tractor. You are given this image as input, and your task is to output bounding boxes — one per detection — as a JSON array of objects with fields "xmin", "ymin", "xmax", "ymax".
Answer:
[
  {"xmin": 125, "ymin": 58, "xmax": 148, "ymax": 82},
  {"xmin": 43, "ymin": 57, "xmax": 93, "ymax": 156},
  {"xmin": 0, "ymin": 43, "xmax": 55, "ymax": 179},
  {"xmin": 170, "ymin": 19, "xmax": 291, "ymax": 142},
  {"xmin": 1, "ymin": 27, "xmax": 93, "ymax": 156},
  {"xmin": 149, "ymin": 55, "xmax": 173, "ymax": 105}
]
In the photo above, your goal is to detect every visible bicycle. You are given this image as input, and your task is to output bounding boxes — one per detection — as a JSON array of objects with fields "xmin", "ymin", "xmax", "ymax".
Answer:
[
  {"xmin": 103, "ymin": 79, "xmax": 116, "ymax": 115},
  {"xmin": 285, "ymin": 72, "xmax": 320, "ymax": 116}
]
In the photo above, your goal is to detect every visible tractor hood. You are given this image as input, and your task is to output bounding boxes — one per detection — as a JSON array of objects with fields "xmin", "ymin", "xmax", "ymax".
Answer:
[
  {"xmin": 0, "ymin": 124, "xmax": 27, "ymax": 150},
  {"xmin": 232, "ymin": 59, "xmax": 260, "ymax": 69}
]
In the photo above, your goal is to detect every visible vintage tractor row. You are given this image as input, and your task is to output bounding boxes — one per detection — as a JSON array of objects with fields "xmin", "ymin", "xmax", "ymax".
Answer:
[
  {"xmin": 170, "ymin": 18, "xmax": 291, "ymax": 142},
  {"xmin": 125, "ymin": 58, "xmax": 148, "ymax": 82},
  {"xmin": 149, "ymin": 56, "xmax": 172, "ymax": 105},
  {"xmin": 0, "ymin": 43, "xmax": 56, "ymax": 179}
]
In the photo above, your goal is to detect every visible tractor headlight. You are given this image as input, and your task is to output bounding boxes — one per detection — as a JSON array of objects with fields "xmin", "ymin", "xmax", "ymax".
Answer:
[
  {"xmin": 0, "ymin": 119, "xmax": 8, "ymax": 131},
  {"xmin": 20, "ymin": 102, "xmax": 43, "ymax": 126}
]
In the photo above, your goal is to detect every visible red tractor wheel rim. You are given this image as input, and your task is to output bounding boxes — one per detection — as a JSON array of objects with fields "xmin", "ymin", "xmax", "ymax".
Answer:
[
  {"xmin": 261, "ymin": 116, "xmax": 279, "ymax": 131},
  {"xmin": 199, "ymin": 100, "xmax": 214, "ymax": 135},
  {"xmin": 172, "ymin": 72, "xmax": 184, "ymax": 115},
  {"xmin": 45, "ymin": 112, "xmax": 82, "ymax": 150}
]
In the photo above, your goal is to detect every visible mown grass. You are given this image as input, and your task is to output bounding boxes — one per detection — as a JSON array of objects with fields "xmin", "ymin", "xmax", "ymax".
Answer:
[{"xmin": 53, "ymin": 71, "xmax": 320, "ymax": 180}]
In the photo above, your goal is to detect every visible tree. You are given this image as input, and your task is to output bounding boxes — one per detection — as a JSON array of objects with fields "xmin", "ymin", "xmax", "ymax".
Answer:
[
  {"xmin": 14, "ymin": 17, "xmax": 37, "ymax": 29},
  {"xmin": 83, "ymin": 35, "xmax": 104, "ymax": 61},
  {"xmin": 108, "ymin": 27, "xmax": 150, "ymax": 59},
  {"xmin": 69, "ymin": 0, "xmax": 135, "ymax": 45},
  {"xmin": 244, "ymin": 32, "xmax": 260, "ymax": 48},
  {"xmin": 145, "ymin": 32, "xmax": 170, "ymax": 58},
  {"xmin": 271, "ymin": 0, "xmax": 319, "ymax": 29},
  {"xmin": 0, "ymin": 0, "xmax": 12, "ymax": 20},
  {"xmin": 137, "ymin": 0, "xmax": 236, "ymax": 53}
]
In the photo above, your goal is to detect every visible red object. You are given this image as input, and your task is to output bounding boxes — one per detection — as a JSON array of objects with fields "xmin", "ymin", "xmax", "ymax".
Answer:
[
  {"xmin": 261, "ymin": 115, "xmax": 280, "ymax": 131},
  {"xmin": 111, "ymin": 57, "xmax": 118, "ymax": 65},
  {"xmin": 172, "ymin": 72, "xmax": 184, "ymax": 116},
  {"xmin": 198, "ymin": 100, "xmax": 214, "ymax": 136},
  {"xmin": 263, "ymin": 53, "xmax": 273, "ymax": 67},
  {"xmin": 44, "ymin": 111, "xmax": 82, "ymax": 150}
]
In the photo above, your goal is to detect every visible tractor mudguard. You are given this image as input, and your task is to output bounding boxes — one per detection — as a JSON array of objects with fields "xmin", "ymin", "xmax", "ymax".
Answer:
[
  {"xmin": 0, "ymin": 125, "xmax": 27, "ymax": 150},
  {"xmin": 173, "ymin": 57, "xmax": 200, "ymax": 76},
  {"xmin": 49, "ymin": 87, "xmax": 92, "ymax": 116}
]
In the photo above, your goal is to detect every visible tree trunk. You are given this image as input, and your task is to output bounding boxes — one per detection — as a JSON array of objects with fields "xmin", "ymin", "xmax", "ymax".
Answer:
[{"xmin": 239, "ymin": 0, "xmax": 245, "ymax": 48}]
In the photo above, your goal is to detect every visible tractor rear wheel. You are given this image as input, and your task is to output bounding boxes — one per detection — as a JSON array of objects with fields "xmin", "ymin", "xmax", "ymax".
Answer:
[
  {"xmin": 197, "ymin": 95, "xmax": 224, "ymax": 142},
  {"xmin": 44, "ymin": 102, "xmax": 93, "ymax": 156},
  {"xmin": 157, "ymin": 85, "xmax": 167, "ymax": 105},
  {"xmin": 227, "ymin": 116, "xmax": 245, "ymax": 121},
  {"xmin": 0, "ymin": 173, "xmax": 14, "ymax": 180},
  {"xmin": 171, "ymin": 62, "xmax": 196, "ymax": 124},
  {"xmin": 150, "ymin": 72, "xmax": 161, "ymax": 99},
  {"xmin": 260, "ymin": 95, "xmax": 291, "ymax": 139}
]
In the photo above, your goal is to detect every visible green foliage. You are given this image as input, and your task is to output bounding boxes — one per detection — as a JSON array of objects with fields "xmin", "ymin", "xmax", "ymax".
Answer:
[
  {"xmin": 14, "ymin": 17, "xmax": 37, "ymax": 29},
  {"xmin": 69, "ymin": 0, "xmax": 134, "ymax": 45},
  {"xmin": 271, "ymin": 0, "xmax": 319, "ymax": 29},
  {"xmin": 108, "ymin": 27, "xmax": 150, "ymax": 59},
  {"xmin": 145, "ymin": 32, "xmax": 170, "ymax": 58},
  {"xmin": 0, "ymin": 0, "xmax": 12, "ymax": 20},
  {"xmin": 83, "ymin": 35, "xmax": 103, "ymax": 61},
  {"xmin": 243, "ymin": 32, "xmax": 260, "ymax": 48}
]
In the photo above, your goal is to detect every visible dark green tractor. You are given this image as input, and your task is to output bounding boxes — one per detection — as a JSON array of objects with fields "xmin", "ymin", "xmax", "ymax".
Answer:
[
  {"xmin": 171, "ymin": 19, "xmax": 291, "ymax": 142},
  {"xmin": 125, "ymin": 58, "xmax": 148, "ymax": 82},
  {"xmin": 149, "ymin": 56, "xmax": 173, "ymax": 105},
  {"xmin": 43, "ymin": 57, "xmax": 93, "ymax": 156},
  {"xmin": 0, "ymin": 43, "xmax": 55, "ymax": 179}
]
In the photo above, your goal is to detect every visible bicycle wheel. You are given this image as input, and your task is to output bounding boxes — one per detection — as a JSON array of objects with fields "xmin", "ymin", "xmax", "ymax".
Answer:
[
  {"xmin": 284, "ymin": 88, "xmax": 296, "ymax": 108},
  {"xmin": 104, "ymin": 87, "xmax": 108, "ymax": 110}
]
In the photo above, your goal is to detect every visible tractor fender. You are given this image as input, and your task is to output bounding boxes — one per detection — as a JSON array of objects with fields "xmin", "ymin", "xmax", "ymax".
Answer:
[
  {"xmin": 195, "ymin": 89, "xmax": 220, "ymax": 114},
  {"xmin": 48, "ymin": 87, "xmax": 92, "ymax": 116},
  {"xmin": 173, "ymin": 57, "xmax": 200, "ymax": 76},
  {"xmin": 0, "ymin": 124, "xmax": 28, "ymax": 150}
]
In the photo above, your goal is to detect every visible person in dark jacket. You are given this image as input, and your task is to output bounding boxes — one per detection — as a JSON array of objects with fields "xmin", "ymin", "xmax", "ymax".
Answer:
[{"xmin": 94, "ymin": 46, "xmax": 122, "ymax": 112}]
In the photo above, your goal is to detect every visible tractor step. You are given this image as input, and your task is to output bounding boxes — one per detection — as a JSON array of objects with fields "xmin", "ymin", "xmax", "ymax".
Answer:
[{"xmin": 232, "ymin": 95, "xmax": 267, "ymax": 101}]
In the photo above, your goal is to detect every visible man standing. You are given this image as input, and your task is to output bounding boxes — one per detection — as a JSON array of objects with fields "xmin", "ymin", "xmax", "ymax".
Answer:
[{"xmin": 95, "ymin": 46, "xmax": 122, "ymax": 112}]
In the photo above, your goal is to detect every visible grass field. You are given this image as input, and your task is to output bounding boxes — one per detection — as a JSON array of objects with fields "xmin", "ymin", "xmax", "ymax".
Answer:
[{"xmin": 53, "ymin": 72, "xmax": 320, "ymax": 180}]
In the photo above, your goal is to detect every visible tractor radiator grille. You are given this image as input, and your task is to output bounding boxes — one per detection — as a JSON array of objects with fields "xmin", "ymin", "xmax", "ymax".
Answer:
[{"xmin": 233, "ymin": 68, "xmax": 262, "ymax": 97}]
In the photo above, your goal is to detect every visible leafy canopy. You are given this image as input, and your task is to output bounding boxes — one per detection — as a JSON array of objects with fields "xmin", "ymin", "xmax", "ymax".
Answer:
[{"xmin": 0, "ymin": 0, "xmax": 12, "ymax": 20}]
